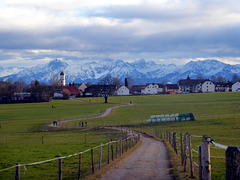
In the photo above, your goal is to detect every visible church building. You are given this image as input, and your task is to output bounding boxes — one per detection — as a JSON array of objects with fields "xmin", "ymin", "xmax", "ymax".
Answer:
[{"xmin": 60, "ymin": 71, "xmax": 65, "ymax": 86}]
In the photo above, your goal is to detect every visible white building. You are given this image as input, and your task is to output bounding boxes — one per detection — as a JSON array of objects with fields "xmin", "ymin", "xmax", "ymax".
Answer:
[
  {"xmin": 116, "ymin": 85, "xmax": 130, "ymax": 96},
  {"xmin": 202, "ymin": 81, "xmax": 215, "ymax": 93},
  {"xmin": 232, "ymin": 82, "xmax": 240, "ymax": 92},
  {"xmin": 54, "ymin": 92, "xmax": 63, "ymax": 99},
  {"xmin": 154, "ymin": 84, "xmax": 164, "ymax": 93},
  {"xmin": 141, "ymin": 84, "xmax": 158, "ymax": 95},
  {"xmin": 179, "ymin": 76, "xmax": 215, "ymax": 93}
]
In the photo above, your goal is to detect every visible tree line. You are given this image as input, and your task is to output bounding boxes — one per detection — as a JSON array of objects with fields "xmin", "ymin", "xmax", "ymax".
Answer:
[
  {"xmin": 0, "ymin": 79, "xmax": 55, "ymax": 104},
  {"xmin": 196, "ymin": 73, "xmax": 240, "ymax": 83}
]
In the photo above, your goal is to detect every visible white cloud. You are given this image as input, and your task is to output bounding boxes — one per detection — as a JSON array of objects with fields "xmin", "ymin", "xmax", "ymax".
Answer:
[{"xmin": 1, "ymin": 0, "xmax": 240, "ymax": 66}]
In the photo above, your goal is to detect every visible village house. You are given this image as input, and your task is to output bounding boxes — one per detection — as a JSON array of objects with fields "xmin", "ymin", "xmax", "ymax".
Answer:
[
  {"xmin": 131, "ymin": 84, "xmax": 158, "ymax": 95},
  {"xmin": 62, "ymin": 86, "xmax": 81, "ymax": 98},
  {"xmin": 75, "ymin": 83, "xmax": 87, "ymax": 92},
  {"xmin": 153, "ymin": 84, "xmax": 164, "ymax": 94},
  {"xmin": 165, "ymin": 84, "xmax": 179, "ymax": 94},
  {"xmin": 178, "ymin": 76, "xmax": 215, "ymax": 93},
  {"xmin": 116, "ymin": 85, "xmax": 129, "ymax": 96},
  {"xmin": 232, "ymin": 82, "xmax": 240, "ymax": 92},
  {"xmin": 215, "ymin": 82, "xmax": 232, "ymax": 92}
]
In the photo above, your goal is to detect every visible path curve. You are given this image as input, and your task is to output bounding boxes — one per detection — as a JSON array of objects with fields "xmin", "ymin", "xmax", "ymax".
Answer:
[
  {"xmin": 51, "ymin": 101, "xmax": 134, "ymax": 126},
  {"xmin": 99, "ymin": 134, "xmax": 172, "ymax": 180}
]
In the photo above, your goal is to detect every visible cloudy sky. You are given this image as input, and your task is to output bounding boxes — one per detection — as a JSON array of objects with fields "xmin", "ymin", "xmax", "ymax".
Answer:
[{"xmin": 1, "ymin": 0, "xmax": 240, "ymax": 67}]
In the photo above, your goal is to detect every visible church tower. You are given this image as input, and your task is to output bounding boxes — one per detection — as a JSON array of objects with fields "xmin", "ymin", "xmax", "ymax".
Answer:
[{"xmin": 60, "ymin": 71, "xmax": 65, "ymax": 86}]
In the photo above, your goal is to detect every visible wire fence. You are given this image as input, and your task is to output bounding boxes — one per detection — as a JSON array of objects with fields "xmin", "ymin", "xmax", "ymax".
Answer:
[
  {"xmin": 0, "ymin": 128, "xmax": 141, "ymax": 179},
  {"xmin": 133, "ymin": 125, "xmax": 240, "ymax": 180}
]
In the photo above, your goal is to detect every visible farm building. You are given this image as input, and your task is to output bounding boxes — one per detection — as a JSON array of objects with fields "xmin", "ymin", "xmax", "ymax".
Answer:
[
  {"xmin": 62, "ymin": 86, "xmax": 81, "ymax": 98},
  {"xmin": 178, "ymin": 76, "xmax": 215, "ymax": 93},
  {"xmin": 116, "ymin": 85, "xmax": 129, "ymax": 96},
  {"xmin": 215, "ymin": 82, "xmax": 232, "ymax": 92},
  {"xmin": 153, "ymin": 84, "xmax": 164, "ymax": 93},
  {"xmin": 202, "ymin": 80, "xmax": 215, "ymax": 93},
  {"xmin": 75, "ymin": 83, "xmax": 87, "ymax": 92},
  {"xmin": 131, "ymin": 84, "xmax": 158, "ymax": 95},
  {"xmin": 165, "ymin": 84, "xmax": 179, "ymax": 94},
  {"xmin": 232, "ymin": 82, "xmax": 240, "ymax": 92}
]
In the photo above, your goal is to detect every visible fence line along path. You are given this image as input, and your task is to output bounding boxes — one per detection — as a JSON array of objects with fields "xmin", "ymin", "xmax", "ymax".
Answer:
[{"xmin": 99, "ymin": 133, "xmax": 172, "ymax": 180}]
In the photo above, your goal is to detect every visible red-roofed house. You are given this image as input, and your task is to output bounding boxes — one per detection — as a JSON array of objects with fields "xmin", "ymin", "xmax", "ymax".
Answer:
[{"xmin": 62, "ymin": 86, "xmax": 81, "ymax": 98}]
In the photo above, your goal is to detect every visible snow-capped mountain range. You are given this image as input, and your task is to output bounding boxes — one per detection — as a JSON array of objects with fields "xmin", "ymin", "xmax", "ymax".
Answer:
[{"xmin": 1, "ymin": 59, "xmax": 240, "ymax": 84}]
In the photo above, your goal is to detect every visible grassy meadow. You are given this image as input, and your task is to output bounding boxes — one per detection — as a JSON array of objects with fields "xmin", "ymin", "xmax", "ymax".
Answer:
[
  {"xmin": 77, "ymin": 93, "xmax": 240, "ymax": 180},
  {"xmin": 0, "ymin": 100, "xmax": 124, "ymax": 179},
  {"xmin": 0, "ymin": 92, "xmax": 240, "ymax": 179}
]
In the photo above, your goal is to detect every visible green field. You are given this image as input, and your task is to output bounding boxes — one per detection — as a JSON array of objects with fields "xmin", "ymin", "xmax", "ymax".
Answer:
[{"xmin": 1, "ymin": 93, "xmax": 240, "ymax": 179}]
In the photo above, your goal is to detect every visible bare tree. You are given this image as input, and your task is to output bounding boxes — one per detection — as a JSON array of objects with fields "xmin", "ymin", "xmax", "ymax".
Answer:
[
  {"xmin": 50, "ymin": 73, "xmax": 60, "ymax": 87},
  {"xmin": 62, "ymin": 88, "xmax": 70, "ymax": 99},
  {"xmin": 86, "ymin": 81, "xmax": 92, "ymax": 87},
  {"xmin": 211, "ymin": 75, "xmax": 216, "ymax": 83},
  {"xmin": 217, "ymin": 75, "xmax": 227, "ymax": 83},
  {"xmin": 162, "ymin": 80, "xmax": 167, "ymax": 85},
  {"xmin": 125, "ymin": 77, "xmax": 134, "ymax": 88},
  {"xmin": 98, "ymin": 75, "xmax": 121, "ymax": 103},
  {"xmin": 232, "ymin": 74, "xmax": 240, "ymax": 83},
  {"xmin": 197, "ymin": 73, "xmax": 204, "ymax": 79}
]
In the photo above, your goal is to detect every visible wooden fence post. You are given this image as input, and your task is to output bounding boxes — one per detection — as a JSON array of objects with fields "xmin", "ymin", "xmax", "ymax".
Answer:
[
  {"xmin": 188, "ymin": 134, "xmax": 194, "ymax": 178},
  {"xmin": 120, "ymin": 138, "xmax": 122, "ymax": 156},
  {"xmin": 168, "ymin": 131, "xmax": 171, "ymax": 143},
  {"xmin": 115, "ymin": 141, "xmax": 118, "ymax": 159},
  {"xmin": 91, "ymin": 148, "xmax": 94, "ymax": 174},
  {"xmin": 126, "ymin": 138, "xmax": 128, "ymax": 152},
  {"xmin": 15, "ymin": 163, "xmax": 20, "ymax": 180},
  {"xmin": 183, "ymin": 133, "xmax": 188, "ymax": 172},
  {"xmin": 77, "ymin": 153, "xmax": 82, "ymax": 180},
  {"xmin": 175, "ymin": 133, "xmax": 178, "ymax": 154},
  {"xmin": 180, "ymin": 133, "xmax": 184, "ymax": 165},
  {"xmin": 107, "ymin": 141, "xmax": 110, "ymax": 164},
  {"xmin": 59, "ymin": 157, "xmax": 62, "ymax": 180},
  {"xmin": 172, "ymin": 132, "xmax": 175, "ymax": 148},
  {"xmin": 160, "ymin": 130, "xmax": 162, "ymax": 139},
  {"xmin": 201, "ymin": 140, "xmax": 211, "ymax": 180},
  {"xmin": 198, "ymin": 146, "xmax": 202, "ymax": 180},
  {"xmin": 111, "ymin": 140, "xmax": 114, "ymax": 161},
  {"xmin": 98, "ymin": 143, "xmax": 102, "ymax": 169},
  {"xmin": 226, "ymin": 146, "xmax": 240, "ymax": 180}
]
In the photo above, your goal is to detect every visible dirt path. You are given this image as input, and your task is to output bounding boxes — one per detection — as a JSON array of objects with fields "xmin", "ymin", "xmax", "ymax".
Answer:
[
  {"xmin": 50, "ymin": 102, "xmax": 134, "ymax": 126},
  {"xmin": 99, "ymin": 134, "xmax": 172, "ymax": 180}
]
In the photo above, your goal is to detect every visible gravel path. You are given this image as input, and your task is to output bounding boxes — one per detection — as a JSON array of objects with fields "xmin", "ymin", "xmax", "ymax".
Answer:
[
  {"xmin": 50, "ymin": 101, "xmax": 134, "ymax": 126},
  {"xmin": 100, "ymin": 134, "xmax": 172, "ymax": 180}
]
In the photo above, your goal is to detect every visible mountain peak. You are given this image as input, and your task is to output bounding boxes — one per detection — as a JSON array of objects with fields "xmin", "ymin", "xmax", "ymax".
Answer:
[
  {"xmin": 47, "ymin": 59, "xmax": 68, "ymax": 67},
  {"xmin": 1, "ymin": 59, "xmax": 240, "ymax": 84}
]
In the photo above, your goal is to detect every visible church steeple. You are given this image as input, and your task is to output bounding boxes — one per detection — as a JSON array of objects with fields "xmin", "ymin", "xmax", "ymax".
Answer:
[{"xmin": 60, "ymin": 71, "xmax": 65, "ymax": 86}]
